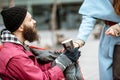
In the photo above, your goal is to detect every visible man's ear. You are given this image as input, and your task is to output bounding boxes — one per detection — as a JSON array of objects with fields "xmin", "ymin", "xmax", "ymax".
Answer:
[{"xmin": 18, "ymin": 25, "xmax": 24, "ymax": 32}]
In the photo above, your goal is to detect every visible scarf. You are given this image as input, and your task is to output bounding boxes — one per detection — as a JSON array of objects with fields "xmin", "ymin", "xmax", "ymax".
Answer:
[{"xmin": 1, "ymin": 29, "xmax": 22, "ymax": 45}]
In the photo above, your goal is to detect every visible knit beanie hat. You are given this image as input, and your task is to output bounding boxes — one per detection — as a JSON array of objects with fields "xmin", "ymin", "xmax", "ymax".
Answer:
[{"xmin": 1, "ymin": 7, "xmax": 27, "ymax": 32}]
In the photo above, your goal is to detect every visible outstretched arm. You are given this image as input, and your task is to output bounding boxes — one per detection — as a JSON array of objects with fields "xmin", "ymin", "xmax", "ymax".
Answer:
[{"xmin": 74, "ymin": 15, "xmax": 97, "ymax": 48}]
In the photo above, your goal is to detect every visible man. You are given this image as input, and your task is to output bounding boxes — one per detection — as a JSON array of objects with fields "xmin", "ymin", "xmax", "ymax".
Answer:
[{"xmin": 0, "ymin": 7, "xmax": 80, "ymax": 80}]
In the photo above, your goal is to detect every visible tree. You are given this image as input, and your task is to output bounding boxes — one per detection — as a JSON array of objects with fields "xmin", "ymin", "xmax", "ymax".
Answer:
[
  {"xmin": 8, "ymin": 0, "xmax": 15, "ymax": 8},
  {"xmin": 0, "ymin": 0, "xmax": 3, "ymax": 10},
  {"xmin": 50, "ymin": 0, "xmax": 58, "ymax": 47}
]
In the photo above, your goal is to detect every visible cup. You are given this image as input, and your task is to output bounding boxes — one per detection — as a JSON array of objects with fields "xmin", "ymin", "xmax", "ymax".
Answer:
[{"xmin": 61, "ymin": 39, "xmax": 74, "ymax": 50}]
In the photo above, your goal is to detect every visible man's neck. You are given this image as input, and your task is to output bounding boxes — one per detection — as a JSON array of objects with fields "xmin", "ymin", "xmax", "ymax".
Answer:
[{"xmin": 13, "ymin": 32, "xmax": 25, "ymax": 44}]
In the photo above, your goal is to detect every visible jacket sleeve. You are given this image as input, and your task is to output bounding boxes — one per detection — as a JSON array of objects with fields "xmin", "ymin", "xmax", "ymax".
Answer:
[
  {"xmin": 77, "ymin": 15, "xmax": 97, "ymax": 42},
  {"xmin": 7, "ymin": 55, "xmax": 64, "ymax": 80}
]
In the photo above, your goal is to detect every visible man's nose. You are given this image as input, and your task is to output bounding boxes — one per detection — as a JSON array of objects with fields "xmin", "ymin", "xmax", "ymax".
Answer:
[
  {"xmin": 33, "ymin": 19, "xmax": 36, "ymax": 25},
  {"xmin": 33, "ymin": 19, "xmax": 36, "ymax": 24}
]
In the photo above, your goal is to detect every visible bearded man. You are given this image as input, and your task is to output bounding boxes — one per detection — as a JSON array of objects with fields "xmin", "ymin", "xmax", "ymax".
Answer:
[{"xmin": 0, "ymin": 7, "xmax": 80, "ymax": 80}]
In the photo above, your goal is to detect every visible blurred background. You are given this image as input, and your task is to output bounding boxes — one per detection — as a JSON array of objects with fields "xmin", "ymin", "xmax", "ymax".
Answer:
[
  {"xmin": 0, "ymin": 0, "xmax": 104, "ymax": 48},
  {"xmin": 0, "ymin": 0, "xmax": 105, "ymax": 80}
]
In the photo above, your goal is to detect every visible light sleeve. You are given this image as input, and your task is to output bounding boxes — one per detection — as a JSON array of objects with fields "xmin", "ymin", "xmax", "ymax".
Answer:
[{"xmin": 77, "ymin": 15, "xmax": 97, "ymax": 42}]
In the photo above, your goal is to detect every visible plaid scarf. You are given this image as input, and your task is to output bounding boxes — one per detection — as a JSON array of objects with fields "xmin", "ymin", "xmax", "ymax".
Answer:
[{"xmin": 1, "ymin": 29, "xmax": 22, "ymax": 45}]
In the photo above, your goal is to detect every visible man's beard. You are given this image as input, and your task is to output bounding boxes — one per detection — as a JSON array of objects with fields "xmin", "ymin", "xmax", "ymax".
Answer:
[{"xmin": 22, "ymin": 26, "xmax": 39, "ymax": 42}]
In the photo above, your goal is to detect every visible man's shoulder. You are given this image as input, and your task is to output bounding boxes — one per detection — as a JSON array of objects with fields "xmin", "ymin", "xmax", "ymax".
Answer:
[
  {"xmin": 0, "ymin": 42, "xmax": 24, "ymax": 55},
  {"xmin": 0, "ymin": 43, "xmax": 26, "ymax": 66}
]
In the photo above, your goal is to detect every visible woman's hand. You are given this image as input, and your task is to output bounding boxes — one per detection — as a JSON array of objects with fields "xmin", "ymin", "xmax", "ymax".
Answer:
[
  {"xmin": 105, "ymin": 24, "xmax": 120, "ymax": 36},
  {"xmin": 73, "ymin": 39, "xmax": 85, "ymax": 48}
]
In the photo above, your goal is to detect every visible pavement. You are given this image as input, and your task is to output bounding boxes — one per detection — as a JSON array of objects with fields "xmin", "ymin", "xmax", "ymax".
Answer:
[{"xmin": 32, "ymin": 29, "xmax": 99, "ymax": 80}]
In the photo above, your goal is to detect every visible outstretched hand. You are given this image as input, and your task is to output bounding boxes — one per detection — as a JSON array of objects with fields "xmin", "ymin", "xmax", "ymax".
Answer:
[{"xmin": 73, "ymin": 40, "xmax": 85, "ymax": 48}]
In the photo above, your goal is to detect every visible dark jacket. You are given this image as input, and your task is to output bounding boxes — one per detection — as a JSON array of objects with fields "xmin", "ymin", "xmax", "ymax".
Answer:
[{"xmin": 30, "ymin": 46, "xmax": 84, "ymax": 80}]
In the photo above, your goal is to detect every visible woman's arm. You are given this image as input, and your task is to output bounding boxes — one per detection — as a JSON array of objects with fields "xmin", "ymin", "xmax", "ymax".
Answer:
[{"xmin": 74, "ymin": 15, "xmax": 97, "ymax": 48}]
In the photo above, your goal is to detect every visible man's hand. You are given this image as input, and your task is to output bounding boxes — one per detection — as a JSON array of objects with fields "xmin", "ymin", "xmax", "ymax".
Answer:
[
  {"xmin": 64, "ymin": 48, "xmax": 81, "ymax": 62},
  {"xmin": 105, "ymin": 24, "xmax": 120, "ymax": 37},
  {"xmin": 52, "ymin": 48, "xmax": 81, "ymax": 71}
]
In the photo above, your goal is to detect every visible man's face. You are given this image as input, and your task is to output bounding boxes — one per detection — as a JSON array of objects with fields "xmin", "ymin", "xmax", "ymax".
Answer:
[{"xmin": 22, "ymin": 12, "xmax": 39, "ymax": 42}]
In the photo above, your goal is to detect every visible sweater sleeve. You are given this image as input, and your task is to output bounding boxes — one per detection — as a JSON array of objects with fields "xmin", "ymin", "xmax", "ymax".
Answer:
[
  {"xmin": 77, "ymin": 15, "xmax": 97, "ymax": 42},
  {"xmin": 7, "ymin": 55, "xmax": 64, "ymax": 80}
]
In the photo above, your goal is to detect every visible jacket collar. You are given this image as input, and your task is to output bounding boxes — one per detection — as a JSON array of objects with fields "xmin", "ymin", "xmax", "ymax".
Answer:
[{"xmin": 1, "ymin": 29, "xmax": 22, "ymax": 45}]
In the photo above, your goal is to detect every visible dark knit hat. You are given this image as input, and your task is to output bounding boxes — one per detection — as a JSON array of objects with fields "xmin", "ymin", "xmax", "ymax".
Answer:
[{"xmin": 1, "ymin": 7, "xmax": 27, "ymax": 32}]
